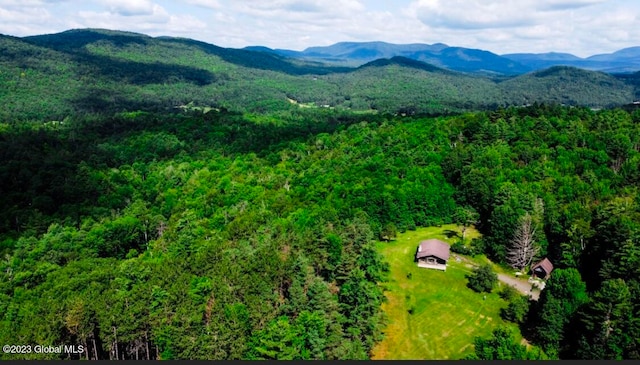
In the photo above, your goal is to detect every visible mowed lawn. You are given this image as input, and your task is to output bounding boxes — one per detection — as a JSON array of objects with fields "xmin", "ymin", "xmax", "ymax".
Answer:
[{"xmin": 371, "ymin": 224, "xmax": 521, "ymax": 360}]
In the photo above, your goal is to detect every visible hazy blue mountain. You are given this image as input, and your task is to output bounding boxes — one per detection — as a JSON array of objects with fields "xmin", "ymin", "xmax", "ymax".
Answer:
[
  {"xmin": 585, "ymin": 47, "xmax": 640, "ymax": 73},
  {"xmin": 246, "ymin": 41, "xmax": 450, "ymax": 67},
  {"xmin": 502, "ymin": 47, "xmax": 640, "ymax": 73},
  {"xmin": 246, "ymin": 40, "xmax": 640, "ymax": 75},
  {"xmin": 588, "ymin": 46, "xmax": 640, "ymax": 61},
  {"xmin": 501, "ymin": 53, "xmax": 588, "ymax": 72},
  {"xmin": 302, "ymin": 41, "xmax": 449, "ymax": 59},
  {"xmin": 504, "ymin": 52, "xmax": 583, "ymax": 61},
  {"xmin": 410, "ymin": 47, "xmax": 531, "ymax": 75},
  {"xmin": 245, "ymin": 41, "xmax": 530, "ymax": 74}
]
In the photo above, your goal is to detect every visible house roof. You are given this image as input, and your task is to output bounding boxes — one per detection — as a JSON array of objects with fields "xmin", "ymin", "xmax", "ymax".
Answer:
[
  {"xmin": 416, "ymin": 239, "xmax": 450, "ymax": 261},
  {"xmin": 532, "ymin": 258, "xmax": 554, "ymax": 275}
]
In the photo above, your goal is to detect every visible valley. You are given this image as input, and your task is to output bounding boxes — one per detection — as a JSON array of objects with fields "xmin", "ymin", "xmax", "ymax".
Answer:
[{"xmin": 1, "ymin": 29, "xmax": 638, "ymax": 123}]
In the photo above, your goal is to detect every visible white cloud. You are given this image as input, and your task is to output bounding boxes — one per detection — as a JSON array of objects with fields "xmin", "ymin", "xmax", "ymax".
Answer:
[
  {"xmin": 101, "ymin": 0, "xmax": 156, "ymax": 16},
  {"xmin": 403, "ymin": 0, "xmax": 639, "ymax": 56},
  {"xmin": 538, "ymin": 0, "xmax": 607, "ymax": 11},
  {"xmin": 75, "ymin": 6, "xmax": 207, "ymax": 36},
  {"xmin": 0, "ymin": 2, "xmax": 59, "ymax": 36},
  {"xmin": 0, "ymin": 0, "xmax": 638, "ymax": 57},
  {"xmin": 0, "ymin": 0, "xmax": 65, "ymax": 7},
  {"xmin": 407, "ymin": 0, "xmax": 605, "ymax": 31},
  {"xmin": 226, "ymin": 0, "xmax": 365, "ymax": 22},
  {"xmin": 179, "ymin": 0, "xmax": 220, "ymax": 10},
  {"xmin": 197, "ymin": 0, "xmax": 410, "ymax": 49},
  {"xmin": 411, "ymin": 0, "xmax": 536, "ymax": 30}
]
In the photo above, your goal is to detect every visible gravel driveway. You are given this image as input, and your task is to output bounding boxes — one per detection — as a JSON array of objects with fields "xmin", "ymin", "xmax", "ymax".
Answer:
[
  {"xmin": 497, "ymin": 273, "xmax": 540, "ymax": 300},
  {"xmin": 453, "ymin": 254, "xmax": 541, "ymax": 300}
]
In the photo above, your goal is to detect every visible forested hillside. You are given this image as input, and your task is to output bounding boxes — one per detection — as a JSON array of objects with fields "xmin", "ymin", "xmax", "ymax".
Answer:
[
  {"xmin": 1, "ymin": 104, "xmax": 639, "ymax": 359},
  {"xmin": 499, "ymin": 66, "xmax": 634, "ymax": 108},
  {"xmin": 0, "ymin": 108, "xmax": 455, "ymax": 360},
  {"xmin": 1, "ymin": 29, "xmax": 637, "ymax": 122},
  {"xmin": 1, "ymin": 28, "xmax": 640, "ymax": 361},
  {"xmin": 445, "ymin": 105, "xmax": 640, "ymax": 359}
]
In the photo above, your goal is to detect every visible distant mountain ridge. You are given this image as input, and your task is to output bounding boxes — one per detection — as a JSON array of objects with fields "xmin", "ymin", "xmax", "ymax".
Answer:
[
  {"xmin": 245, "ymin": 41, "xmax": 530, "ymax": 75},
  {"xmin": 9, "ymin": 28, "xmax": 640, "ymax": 75},
  {"xmin": 246, "ymin": 42, "xmax": 640, "ymax": 75},
  {"xmin": 246, "ymin": 41, "xmax": 450, "ymax": 63},
  {"xmin": 503, "ymin": 47, "xmax": 640, "ymax": 74},
  {"xmin": 0, "ymin": 28, "xmax": 638, "ymax": 122}
]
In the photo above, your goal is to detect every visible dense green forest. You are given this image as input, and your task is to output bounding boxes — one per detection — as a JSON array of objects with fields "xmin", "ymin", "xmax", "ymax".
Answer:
[
  {"xmin": 1, "ymin": 28, "xmax": 640, "ymax": 360},
  {"xmin": 1, "ymin": 104, "xmax": 639, "ymax": 359}
]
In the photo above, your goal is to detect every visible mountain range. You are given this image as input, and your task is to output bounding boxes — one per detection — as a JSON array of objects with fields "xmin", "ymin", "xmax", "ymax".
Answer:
[
  {"xmin": 245, "ymin": 41, "xmax": 640, "ymax": 75},
  {"xmin": 0, "ymin": 28, "xmax": 638, "ymax": 121}
]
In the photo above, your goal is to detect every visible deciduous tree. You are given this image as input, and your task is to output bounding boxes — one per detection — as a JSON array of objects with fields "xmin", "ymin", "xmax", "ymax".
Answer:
[{"xmin": 466, "ymin": 264, "xmax": 498, "ymax": 293}]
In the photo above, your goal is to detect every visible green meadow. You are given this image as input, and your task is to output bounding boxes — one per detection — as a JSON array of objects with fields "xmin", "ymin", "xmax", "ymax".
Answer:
[{"xmin": 371, "ymin": 225, "xmax": 523, "ymax": 360}]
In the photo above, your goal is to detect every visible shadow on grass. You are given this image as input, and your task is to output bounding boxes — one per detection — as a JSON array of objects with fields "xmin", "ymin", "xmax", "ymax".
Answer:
[{"xmin": 443, "ymin": 229, "xmax": 460, "ymax": 239}]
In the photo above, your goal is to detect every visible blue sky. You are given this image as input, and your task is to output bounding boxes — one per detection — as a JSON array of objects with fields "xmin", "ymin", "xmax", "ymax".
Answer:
[{"xmin": 0, "ymin": 0, "xmax": 638, "ymax": 57}]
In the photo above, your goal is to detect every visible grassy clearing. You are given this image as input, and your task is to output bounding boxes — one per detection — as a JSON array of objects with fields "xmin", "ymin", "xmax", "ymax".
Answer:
[{"xmin": 371, "ymin": 224, "xmax": 522, "ymax": 360}]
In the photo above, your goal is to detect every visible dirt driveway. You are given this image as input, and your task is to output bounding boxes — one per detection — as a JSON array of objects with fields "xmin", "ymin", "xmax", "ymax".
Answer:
[
  {"xmin": 453, "ymin": 254, "xmax": 540, "ymax": 300},
  {"xmin": 497, "ymin": 273, "xmax": 540, "ymax": 300}
]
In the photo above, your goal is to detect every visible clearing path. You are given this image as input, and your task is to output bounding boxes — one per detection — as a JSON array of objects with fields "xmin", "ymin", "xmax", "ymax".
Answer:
[{"xmin": 497, "ymin": 273, "xmax": 540, "ymax": 301}]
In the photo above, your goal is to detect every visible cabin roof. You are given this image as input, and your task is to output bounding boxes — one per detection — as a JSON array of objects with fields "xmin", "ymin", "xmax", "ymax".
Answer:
[
  {"xmin": 415, "ymin": 239, "xmax": 450, "ymax": 261},
  {"xmin": 532, "ymin": 258, "xmax": 554, "ymax": 275}
]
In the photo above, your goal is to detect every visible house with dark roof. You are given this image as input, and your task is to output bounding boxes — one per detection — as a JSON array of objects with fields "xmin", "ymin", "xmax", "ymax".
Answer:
[
  {"xmin": 415, "ymin": 239, "xmax": 450, "ymax": 271},
  {"xmin": 531, "ymin": 258, "xmax": 553, "ymax": 279}
]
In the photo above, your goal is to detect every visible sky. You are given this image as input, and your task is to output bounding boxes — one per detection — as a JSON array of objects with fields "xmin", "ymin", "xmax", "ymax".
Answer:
[{"xmin": 0, "ymin": 0, "xmax": 638, "ymax": 57}]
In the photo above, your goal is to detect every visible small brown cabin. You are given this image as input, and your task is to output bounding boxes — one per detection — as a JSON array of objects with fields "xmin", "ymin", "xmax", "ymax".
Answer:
[
  {"xmin": 415, "ymin": 239, "xmax": 450, "ymax": 271},
  {"xmin": 531, "ymin": 258, "xmax": 554, "ymax": 279}
]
